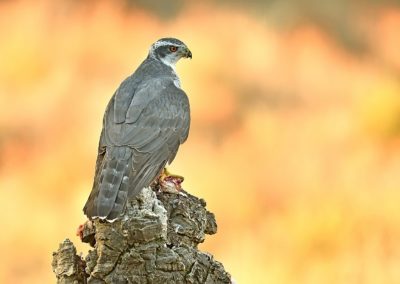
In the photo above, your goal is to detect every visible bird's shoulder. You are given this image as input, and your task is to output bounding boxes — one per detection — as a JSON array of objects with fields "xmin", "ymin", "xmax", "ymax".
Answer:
[
  {"xmin": 109, "ymin": 58, "xmax": 179, "ymax": 124},
  {"xmin": 124, "ymin": 76, "xmax": 188, "ymax": 123},
  {"xmin": 102, "ymin": 73, "xmax": 190, "ymax": 147},
  {"xmin": 109, "ymin": 75, "xmax": 187, "ymax": 126}
]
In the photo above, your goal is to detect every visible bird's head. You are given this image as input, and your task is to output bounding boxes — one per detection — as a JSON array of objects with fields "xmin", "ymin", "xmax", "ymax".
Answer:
[{"xmin": 149, "ymin": 38, "xmax": 192, "ymax": 69}]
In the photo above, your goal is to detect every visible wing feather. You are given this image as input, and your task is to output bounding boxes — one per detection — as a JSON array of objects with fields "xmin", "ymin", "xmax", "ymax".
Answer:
[
  {"xmin": 103, "ymin": 78, "xmax": 190, "ymax": 198},
  {"xmin": 84, "ymin": 59, "xmax": 191, "ymax": 220}
]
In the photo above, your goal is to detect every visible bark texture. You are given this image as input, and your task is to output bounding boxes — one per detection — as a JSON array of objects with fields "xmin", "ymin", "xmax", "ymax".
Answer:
[{"xmin": 52, "ymin": 187, "xmax": 232, "ymax": 284}]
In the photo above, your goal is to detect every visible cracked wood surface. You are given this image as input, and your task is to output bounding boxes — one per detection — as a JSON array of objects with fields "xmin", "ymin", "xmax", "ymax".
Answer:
[{"xmin": 52, "ymin": 187, "xmax": 232, "ymax": 284}]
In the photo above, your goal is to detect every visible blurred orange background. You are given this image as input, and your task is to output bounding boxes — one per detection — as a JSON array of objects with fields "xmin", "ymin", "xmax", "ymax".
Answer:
[{"xmin": 1, "ymin": 0, "xmax": 400, "ymax": 283}]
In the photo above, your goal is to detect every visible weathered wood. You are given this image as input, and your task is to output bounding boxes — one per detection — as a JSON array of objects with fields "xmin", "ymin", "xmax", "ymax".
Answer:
[
  {"xmin": 52, "ymin": 239, "xmax": 88, "ymax": 284},
  {"xmin": 52, "ymin": 187, "xmax": 232, "ymax": 284}
]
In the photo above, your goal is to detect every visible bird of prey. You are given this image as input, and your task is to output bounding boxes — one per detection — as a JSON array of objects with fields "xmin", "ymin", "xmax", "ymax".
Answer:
[{"xmin": 83, "ymin": 38, "xmax": 192, "ymax": 221}]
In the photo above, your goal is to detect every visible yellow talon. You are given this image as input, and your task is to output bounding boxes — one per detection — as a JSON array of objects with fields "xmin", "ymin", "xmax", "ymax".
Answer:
[{"xmin": 157, "ymin": 168, "xmax": 184, "ymax": 193}]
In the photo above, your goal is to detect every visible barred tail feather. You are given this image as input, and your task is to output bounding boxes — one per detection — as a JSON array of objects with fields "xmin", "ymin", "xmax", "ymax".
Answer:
[{"xmin": 83, "ymin": 147, "xmax": 132, "ymax": 220}]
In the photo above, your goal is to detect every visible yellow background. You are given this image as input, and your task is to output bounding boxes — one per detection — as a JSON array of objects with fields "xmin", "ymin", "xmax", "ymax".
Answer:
[{"xmin": 1, "ymin": 1, "xmax": 400, "ymax": 283}]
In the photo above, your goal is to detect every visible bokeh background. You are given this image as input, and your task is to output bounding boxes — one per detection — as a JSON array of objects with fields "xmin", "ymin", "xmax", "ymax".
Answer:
[{"xmin": 1, "ymin": 0, "xmax": 400, "ymax": 283}]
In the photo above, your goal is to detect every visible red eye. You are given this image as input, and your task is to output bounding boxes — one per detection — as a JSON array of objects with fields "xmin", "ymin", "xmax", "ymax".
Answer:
[{"xmin": 169, "ymin": 46, "xmax": 177, "ymax": 52}]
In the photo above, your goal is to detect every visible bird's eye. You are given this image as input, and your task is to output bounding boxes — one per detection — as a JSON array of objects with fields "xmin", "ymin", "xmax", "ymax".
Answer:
[{"xmin": 169, "ymin": 46, "xmax": 178, "ymax": 52}]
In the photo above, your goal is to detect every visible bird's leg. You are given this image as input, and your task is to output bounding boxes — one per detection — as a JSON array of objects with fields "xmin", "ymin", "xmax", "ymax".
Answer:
[{"xmin": 157, "ymin": 168, "xmax": 184, "ymax": 193}]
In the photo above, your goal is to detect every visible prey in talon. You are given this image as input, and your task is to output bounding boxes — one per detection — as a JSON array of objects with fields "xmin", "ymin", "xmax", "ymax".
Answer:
[{"xmin": 156, "ymin": 168, "xmax": 184, "ymax": 194}]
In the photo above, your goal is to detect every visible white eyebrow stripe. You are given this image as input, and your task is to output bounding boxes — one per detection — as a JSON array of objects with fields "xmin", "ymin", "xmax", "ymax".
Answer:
[{"xmin": 149, "ymin": 40, "xmax": 180, "ymax": 53}]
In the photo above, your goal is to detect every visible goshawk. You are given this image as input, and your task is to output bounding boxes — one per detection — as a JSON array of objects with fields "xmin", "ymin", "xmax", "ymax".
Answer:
[{"xmin": 83, "ymin": 38, "xmax": 192, "ymax": 221}]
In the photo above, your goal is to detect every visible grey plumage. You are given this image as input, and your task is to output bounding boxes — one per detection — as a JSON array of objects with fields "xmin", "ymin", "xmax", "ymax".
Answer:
[{"xmin": 83, "ymin": 38, "xmax": 191, "ymax": 220}]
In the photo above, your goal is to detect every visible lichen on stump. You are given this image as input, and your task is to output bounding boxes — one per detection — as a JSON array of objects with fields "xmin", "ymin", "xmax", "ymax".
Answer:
[{"xmin": 52, "ymin": 187, "xmax": 232, "ymax": 283}]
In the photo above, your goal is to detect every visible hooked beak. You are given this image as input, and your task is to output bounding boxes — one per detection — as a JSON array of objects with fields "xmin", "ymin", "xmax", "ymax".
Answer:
[{"xmin": 184, "ymin": 47, "xmax": 192, "ymax": 59}]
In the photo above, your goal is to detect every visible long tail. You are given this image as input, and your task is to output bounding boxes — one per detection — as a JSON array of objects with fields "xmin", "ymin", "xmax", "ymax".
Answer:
[{"xmin": 83, "ymin": 146, "xmax": 132, "ymax": 220}]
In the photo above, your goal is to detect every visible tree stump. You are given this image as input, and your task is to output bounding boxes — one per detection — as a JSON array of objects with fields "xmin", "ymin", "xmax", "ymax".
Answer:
[{"xmin": 52, "ymin": 187, "xmax": 232, "ymax": 284}]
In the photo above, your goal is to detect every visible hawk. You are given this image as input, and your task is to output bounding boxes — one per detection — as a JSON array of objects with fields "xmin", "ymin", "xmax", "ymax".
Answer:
[{"xmin": 83, "ymin": 38, "xmax": 192, "ymax": 221}]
